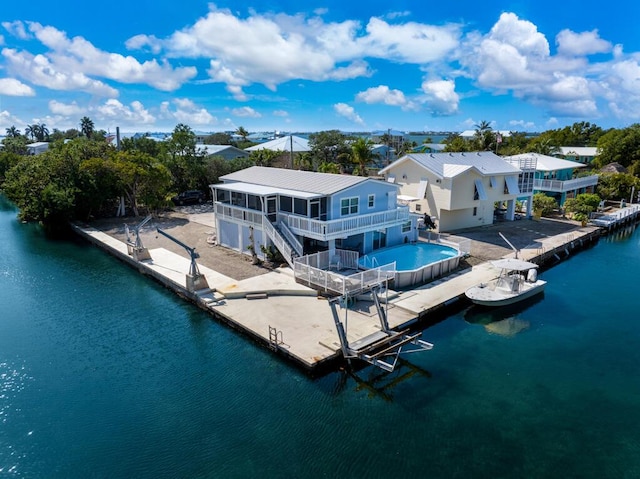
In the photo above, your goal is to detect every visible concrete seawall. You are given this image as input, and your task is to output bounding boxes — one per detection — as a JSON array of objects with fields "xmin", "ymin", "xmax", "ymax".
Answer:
[{"xmin": 71, "ymin": 218, "xmax": 606, "ymax": 374}]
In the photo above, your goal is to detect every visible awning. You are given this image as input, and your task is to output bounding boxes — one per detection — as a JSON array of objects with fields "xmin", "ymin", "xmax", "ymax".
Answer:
[
  {"xmin": 474, "ymin": 179, "xmax": 488, "ymax": 201},
  {"xmin": 397, "ymin": 194, "xmax": 420, "ymax": 202},
  {"xmin": 505, "ymin": 176, "xmax": 520, "ymax": 195},
  {"xmin": 417, "ymin": 179, "xmax": 429, "ymax": 199}
]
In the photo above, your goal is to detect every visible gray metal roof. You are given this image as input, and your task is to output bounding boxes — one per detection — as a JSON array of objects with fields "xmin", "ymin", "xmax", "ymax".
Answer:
[
  {"xmin": 380, "ymin": 152, "xmax": 522, "ymax": 178},
  {"xmin": 218, "ymin": 166, "xmax": 370, "ymax": 195}
]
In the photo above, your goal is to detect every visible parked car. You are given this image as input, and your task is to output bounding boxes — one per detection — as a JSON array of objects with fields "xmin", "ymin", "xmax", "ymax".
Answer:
[{"xmin": 171, "ymin": 190, "xmax": 207, "ymax": 206}]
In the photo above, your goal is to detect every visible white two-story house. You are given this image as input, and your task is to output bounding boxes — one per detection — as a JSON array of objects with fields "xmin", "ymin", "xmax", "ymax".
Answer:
[
  {"xmin": 379, "ymin": 152, "xmax": 533, "ymax": 232},
  {"xmin": 210, "ymin": 166, "xmax": 414, "ymax": 267}
]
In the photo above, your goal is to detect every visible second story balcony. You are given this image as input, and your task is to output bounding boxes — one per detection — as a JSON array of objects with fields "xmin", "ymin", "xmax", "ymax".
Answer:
[
  {"xmin": 214, "ymin": 202, "xmax": 410, "ymax": 242},
  {"xmin": 534, "ymin": 174, "xmax": 599, "ymax": 193}
]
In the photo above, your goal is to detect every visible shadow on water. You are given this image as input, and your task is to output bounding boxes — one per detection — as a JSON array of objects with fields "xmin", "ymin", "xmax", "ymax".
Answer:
[
  {"xmin": 323, "ymin": 357, "xmax": 433, "ymax": 403},
  {"xmin": 463, "ymin": 294, "xmax": 545, "ymax": 336}
]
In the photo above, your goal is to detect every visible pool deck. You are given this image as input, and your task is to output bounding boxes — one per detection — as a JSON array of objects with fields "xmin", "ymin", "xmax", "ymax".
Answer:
[{"xmin": 73, "ymin": 212, "xmax": 608, "ymax": 373}]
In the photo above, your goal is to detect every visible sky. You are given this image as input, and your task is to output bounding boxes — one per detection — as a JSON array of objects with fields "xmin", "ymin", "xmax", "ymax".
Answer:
[{"xmin": 1, "ymin": 0, "xmax": 640, "ymax": 135}]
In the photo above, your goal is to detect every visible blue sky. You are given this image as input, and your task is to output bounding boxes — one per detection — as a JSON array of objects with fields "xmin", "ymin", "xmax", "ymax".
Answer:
[{"xmin": 1, "ymin": 0, "xmax": 640, "ymax": 134}]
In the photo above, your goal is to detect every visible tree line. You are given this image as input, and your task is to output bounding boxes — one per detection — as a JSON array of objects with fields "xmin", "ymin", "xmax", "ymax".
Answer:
[{"xmin": 2, "ymin": 118, "xmax": 640, "ymax": 231}]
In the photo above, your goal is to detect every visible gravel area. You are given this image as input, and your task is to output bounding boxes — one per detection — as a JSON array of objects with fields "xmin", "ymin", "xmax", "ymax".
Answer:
[{"xmin": 90, "ymin": 204, "xmax": 275, "ymax": 281}]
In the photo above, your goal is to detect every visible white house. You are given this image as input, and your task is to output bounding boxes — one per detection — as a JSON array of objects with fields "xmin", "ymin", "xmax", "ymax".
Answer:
[
  {"xmin": 378, "ymin": 152, "xmax": 533, "ymax": 232},
  {"xmin": 558, "ymin": 146, "xmax": 598, "ymax": 165},
  {"xmin": 210, "ymin": 166, "xmax": 414, "ymax": 266},
  {"xmin": 26, "ymin": 142, "xmax": 49, "ymax": 155}
]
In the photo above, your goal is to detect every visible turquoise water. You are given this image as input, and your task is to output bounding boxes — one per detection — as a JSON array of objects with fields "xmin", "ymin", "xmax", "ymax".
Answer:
[
  {"xmin": 2, "ymin": 192, "xmax": 640, "ymax": 478},
  {"xmin": 359, "ymin": 242, "xmax": 459, "ymax": 270}
]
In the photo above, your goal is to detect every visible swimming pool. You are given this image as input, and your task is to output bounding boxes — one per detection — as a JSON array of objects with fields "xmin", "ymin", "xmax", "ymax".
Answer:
[{"xmin": 359, "ymin": 242, "xmax": 462, "ymax": 288}]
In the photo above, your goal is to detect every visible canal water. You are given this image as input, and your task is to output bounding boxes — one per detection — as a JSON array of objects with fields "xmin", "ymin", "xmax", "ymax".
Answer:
[{"xmin": 1, "ymin": 193, "xmax": 639, "ymax": 478}]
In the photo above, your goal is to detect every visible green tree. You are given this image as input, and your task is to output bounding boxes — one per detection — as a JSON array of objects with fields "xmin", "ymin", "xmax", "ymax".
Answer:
[
  {"xmin": 235, "ymin": 126, "xmax": 249, "ymax": 142},
  {"xmin": 564, "ymin": 193, "xmax": 601, "ymax": 222},
  {"xmin": 443, "ymin": 133, "xmax": 472, "ymax": 152},
  {"xmin": 532, "ymin": 193, "xmax": 558, "ymax": 216},
  {"xmin": 594, "ymin": 124, "xmax": 640, "ymax": 169},
  {"xmin": 596, "ymin": 172, "xmax": 640, "ymax": 201},
  {"xmin": 165, "ymin": 123, "xmax": 207, "ymax": 192},
  {"xmin": 248, "ymin": 149, "xmax": 280, "ymax": 167},
  {"xmin": 25, "ymin": 124, "xmax": 37, "ymax": 141},
  {"xmin": 349, "ymin": 137, "xmax": 375, "ymax": 176},
  {"xmin": 308, "ymin": 130, "xmax": 351, "ymax": 171},
  {"xmin": 5, "ymin": 126, "xmax": 21, "ymax": 138},
  {"xmin": 80, "ymin": 116, "xmax": 95, "ymax": 139},
  {"xmin": 204, "ymin": 132, "xmax": 232, "ymax": 145}
]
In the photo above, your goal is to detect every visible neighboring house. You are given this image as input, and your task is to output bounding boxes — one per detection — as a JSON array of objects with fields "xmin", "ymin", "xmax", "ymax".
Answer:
[
  {"xmin": 504, "ymin": 153, "xmax": 598, "ymax": 207},
  {"xmin": 210, "ymin": 166, "xmax": 413, "ymax": 266},
  {"xmin": 378, "ymin": 152, "xmax": 531, "ymax": 232},
  {"xmin": 197, "ymin": 144, "xmax": 250, "ymax": 161},
  {"xmin": 558, "ymin": 146, "xmax": 598, "ymax": 165},
  {"xmin": 413, "ymin": 143, "xmax": 446, "ymax": 153},
  {"xmin": 26, "ymin": 142, "xmax": 49, "ymax": 155}
]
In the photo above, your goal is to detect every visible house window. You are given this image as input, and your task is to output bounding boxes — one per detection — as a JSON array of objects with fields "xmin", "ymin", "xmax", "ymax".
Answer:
[
  {"xmin": 473, "ymin": 207, "xmax": 477, "ymax": 216},
  {"xmin": 368, "ymin": 194, "xmax": 375, "ymax": 208},
  {"xmin": 402, "ymin": 221, "xmax": 411, "ymax": 233},
  {"xmin": 415, "ymin": 204, "xmax": 422, "ymax": 212},
  {"xmin": 340, "ymin": 197, "xmax": 359, "ymax": 216},
  {"xmin": 473, "ymin": 179, "xmax": 487, "ymax": 201}
]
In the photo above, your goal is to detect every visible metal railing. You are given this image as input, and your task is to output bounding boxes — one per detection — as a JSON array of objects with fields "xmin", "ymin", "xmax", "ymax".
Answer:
[
  {"xmin": 262, "ymin": 219, "xmax": 295, "ymax": 268},
  {"xmin": 534, "ymin": 175, "xmax": 599, "ymax": 193},
  {"xmin": 214, "ymin": 203, "xmax": 263, "ymax": 225},
  {"xmin": 294, "ymin": 256, "xmax": 395, "ymax": 295},
  {"xmin": 422, "ymin": 231, "xmax": 471, "ymax": 256},
  {"xmin": 281, "ymin": 207, "xmax": 410, "ymax": 241},
  {"xmin": 277, "ymin": 220, "xmax": 303, "ymax": 257}
]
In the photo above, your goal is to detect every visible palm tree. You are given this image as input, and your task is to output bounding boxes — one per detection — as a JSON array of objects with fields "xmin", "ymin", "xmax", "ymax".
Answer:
[
  {"xmin": 80, "ymin": 116, "xmax": 95, "ymax": 139},
  {"xmin": 350, "ymin": 137, "xmax": 375, "ymax": 176},
  {"xmin": 474, "ymin": 120, "xmax": 494, "ymax": 151},
  {"xmin": 25, "ymin": 124, "xmax": 37, "ymax": 140},
  {"xmin": 35, "ymin": 123, "xmax": 49, "ymax": 141},
  {"xmin": 235, "ymin": 126, "xmax": 249, "ymax": 142},
  {"xmin": 5, "ymin": 126, "xmax": 21, "ymax": 138}
]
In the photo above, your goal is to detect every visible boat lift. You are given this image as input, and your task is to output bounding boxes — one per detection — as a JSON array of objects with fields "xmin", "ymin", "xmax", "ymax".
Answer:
[
  {"xmin": 328, "ymin": 282, "xmax": 433, "ymax": 372},
  {"xmin": 156, "ymin": 227, "xmax": 210, "ymax": 293},
  {"xmin": 124, "ymin": 214, "xmax": 152, "ymax": 261}
]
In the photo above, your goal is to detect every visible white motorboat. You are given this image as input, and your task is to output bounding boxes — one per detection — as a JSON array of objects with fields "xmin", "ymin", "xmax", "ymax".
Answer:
[{"xmin": 465, "ymin": 258, "xmax": 546, "ymax": 307}]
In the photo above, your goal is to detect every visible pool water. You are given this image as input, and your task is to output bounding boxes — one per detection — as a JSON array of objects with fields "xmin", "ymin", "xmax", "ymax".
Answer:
[{"xmin": 359, "ymin": 242, "xmax": 459, "ymax": 271}]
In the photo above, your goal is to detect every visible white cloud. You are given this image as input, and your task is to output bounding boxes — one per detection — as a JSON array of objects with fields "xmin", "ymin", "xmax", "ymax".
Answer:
[
  {"xmin": 128, "ymin": 5, "xmax": 458, "ymax": 94},
  {"xmin": 273, "ymin": 110, "xmax": 289, "ymax": 117},
  {"xmin": 509, "ymin": 119, "xmax": 536, "ymax": 130},
  {"xmin": 356, "ymin": 85, "xmax": 407, "ymax": 106},
  {"xmin": 421, "ymin": 79, "xmax": 459, "ymax": 115},
  {"xmin": 0, "ymin": 110, "xmax": 26, "ymax": 131},
  {"xmin": 2, "ymin": 48, "xmax": 119, "ymax": 96},
  {"xmin": 26, "ymin": 23, "xmax": 196, "ymax": 92},
  {"xmin": 360, "ymin": 17, "xmax": 460, "ymax": 64},
  {"xmin": 231, "ymin": 106, "xmax": 261, "ymax": 118},
  {"xmin": 334, "ymin": 102, "xmax": 364, "ymax": 125},
  {"xmin": 48, "ymin": 100, "xmax": 84, "ymax": 116},
  {"xmin": 458, "ymin": 12, "xmax": 608, "ymax": 117},
  {"xmin": 2, "ymin": 21, "xmax": 30, "ymax": 40},
  {"xmin": 0, "ymin": 77, "xmax": 35, "ymax": 96},
  {"xmin": 96, "ymin": 99, "xmax": 156, "ymax": 125},
  {"xmin": 556, "ymin": 29, "xmax": 611, "ymax": 57}
]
